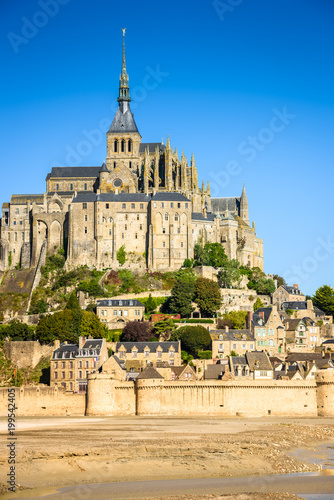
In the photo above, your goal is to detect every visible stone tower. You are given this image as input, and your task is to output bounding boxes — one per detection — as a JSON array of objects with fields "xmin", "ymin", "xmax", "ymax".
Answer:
[
  {"xmin": 240, "ymin": 184, "xmax": 250, "ymax": 226},
  {"xmin": 105, "ymin": 29, "xmax": 142, "ymax": 189}
]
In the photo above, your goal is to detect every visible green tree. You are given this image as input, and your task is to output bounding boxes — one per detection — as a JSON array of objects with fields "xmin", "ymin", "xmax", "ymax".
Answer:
[
  {"xmin": 65, "ymin": 292, "xmax": 81, "ymax": 311},
  {"xmin": 1, "ymin": 320, "xmax": 36, "ymax": 341},
  {"xmin": 218, "ymin": 310, "xmax": 247, "ymax": 330},
  {"xmin": 313, "ymin": 285, "xmax": 334, "ymax": 316},
  {"xmin": 153, "ymin": 318, "xmax": 176, "ymax": 340},
  {"xmin": 253, "ymin": 297, "xmax": 264, "ymax": 311},
  {"xmin": 145, "ymin": 294, "xmax": 157, "ymax": 314},
  {"xmin": 80, "ymin": 311, "xmax": 107, "ymax": 338},
  {"xmin": 194, "ymin": 242, "xmax": 228, "ymax": 268},
  {"xmin": 169, "ymin": 270, "xmax": 196, "ymax": 317},
  {"xmin": 176, "ymin": 325, "xmax": 212, "ymax": 357},
  {"xmin": 218, "ymin": 259, "xmax": 241, "ymax": 288},
  {"xmin": 28, "ymin": 299, "xmax": 48, "ymax": 315},
  {"xmin": 272, "ymin": 274, "xmax": 287, "ymax": 287},
  {"xmin": 195, "ymin": 278, "xmax": 222, "ymax": 317},
  {"xmin": 35, "ymin": 309, "xmax": 83, "ymax": 344},
  {"xmin": 181, "ymin": 350, "xmax": 194, "ymax": 364},
  {"xmin": 117, "ymin": 245, "xmax": 126, "ymax": 266}
]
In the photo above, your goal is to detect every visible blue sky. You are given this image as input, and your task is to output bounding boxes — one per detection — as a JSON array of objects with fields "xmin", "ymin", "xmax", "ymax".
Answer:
[{"xmin": 1, "ymin": 0, "xmax": 333, "ymax": 295}]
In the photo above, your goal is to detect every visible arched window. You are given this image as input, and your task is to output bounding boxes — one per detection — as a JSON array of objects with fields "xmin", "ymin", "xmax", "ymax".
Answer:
[
  {"xmin": 114, "ymin": 140, "xmax": 118, "ymax": 152},
  {"xmin": 121, "ymin": 139, "xmax": 125, "ymax": 152},
  {"xmin": 128, "ymin": 139, "xmax": 132, "ymax": 152}
]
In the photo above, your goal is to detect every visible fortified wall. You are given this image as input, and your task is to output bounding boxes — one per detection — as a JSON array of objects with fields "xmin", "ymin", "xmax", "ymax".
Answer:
[
  {"xmin": 3, "ymin": 369, "xmax": 334, "ymax": 417},
  {"xmin": 0, "ymin": 386, "xmax": 85, "ymax": 417}
]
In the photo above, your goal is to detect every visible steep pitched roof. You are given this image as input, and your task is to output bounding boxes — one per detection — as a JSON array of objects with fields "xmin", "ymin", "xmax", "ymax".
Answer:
[
  {"xmin": 139, "ymin": 142, "xmax": 166, "ymax": 153},
  {"xmin": 204, "ymin": 364, "xmax": 226, "ymax": 380},
  {"xmin": 136, "ymin": 366, "xmax": 164, "ymax": 379},
  {"xmin": 191, "ymin": 212, "xmax": 216, "ymax": 221},
  {"xmin": 210, "ymin": 329, "xmax": 253, "ymax": 341},
  {"xmin": 108, "ymin": 106, "xmax": 139, "ymax": 133},
  {"xmin": 97, "ymin": 299, "xmax": 144, "ymax": 307},
  {"xmin": 246, "ymin": 351, "xmax": 272, "ymax": 371},
  {"xmin": 48, "ymin": 166, "xmax": 101, "ymax": 178},
  {"xmin": 211, "ymin": 197, "xmax": 240, "ymax": 213},
  {"xmin": 282, "ymin": 301, "xmax": 308, "ymax": 310},
  {"xmin": 282, "ymin": 285, "xmax": 304, "ymax": 296},
  {"xmin": 152, "ymin": 192, "xmax": 189, "ymax": 201}
]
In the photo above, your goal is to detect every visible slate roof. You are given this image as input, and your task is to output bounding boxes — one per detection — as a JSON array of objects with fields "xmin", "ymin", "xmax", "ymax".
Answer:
[
  {"xmin": 322, "ymin": 339, "xmax": 334, "ymax": 345},
  {"xmin": 82, "ymin": 339, "xmax": 104, "ymax": 350},
  {"xmin": 52, "ymin": 344, "xmax": 78, "ymax": 359},
  {"xmin": 252, "ymin": 308, "xmax": 272, "ymax": 326},
  {"xmin": 246, "ymin": 351, "xmax": 272, "ymax": 371},
  {"xmin": 48, "ymin": 191, "xmax": 74, "ymax": 197},
  {"xmin": 97, "ymin": 299, "xmax": 144, "ymax": 308},
  {"xmin": 282, "ymin": 301, "xmax": 308, "ymax": 310},
  {"xmin": 48, "ymin": 166, "xmax": 101, "ymax": 178},
  {"xmin": 210, "ymin": 329, "xmax": 253, "ymax": 341},
  {"xmin": 204, "ymin": 364, "xmax": 226, "ymax": 380},
  {"xmin": 211, "ymin": 197, "xmax": 240, "ymax": 214},
  {"xmin": 191, "ymin": 212, "xmax": 216, "ymax": 221},
  {"xmin": 283, "ymin": 318, "xmax": 305, "ymax": 330},
  {"xmin": 115, "ymin": 341, "xmax": 180, "ymax": 353},
  {"xmin": 314, "ymin": 306, "xmax": 327, "ymax": 317},
  {"xmin": 152, "ymin": 192, "xmax": 189, "ymax": 201},
  {"xmin": 139, "ymin": 142, "xmax": 166, "ymax": 153},
  {"xmin": 282, "ymin": 285, "xmax": 304, "ymax": 296},
  {"xmin": 285, "ymin": 353, "xmax": 325, "ymax": 362},
  {"xmin": 97, "ymin": 193, "xmax": 151, "ymax": 202},
  {"xmin": 111, "ymin": 355, "xmax": 126, "ymax": 370},
  {"xmin": 108, "ymin": 103, "xmax": 139, "ymax": 133},
  {"xmin": 72, "ymin": 192, "xmax": 97, "ymax": 203},
  {"xmin": 136, "ymin": 366, "xmax": 164, "ymax": 379}
]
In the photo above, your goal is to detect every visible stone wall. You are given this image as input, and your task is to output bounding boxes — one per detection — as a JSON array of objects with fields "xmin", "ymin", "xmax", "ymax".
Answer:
[
  {"xmin": 0, "ymin": 386, "xmax": 85, "ymax": 416},
  {"xmin": 135, "ymin": 379, "xmax": 318, "ymax": 417},
  {"xmin": 3, "ymin": 341, "xmax": 53, "ymax": 369},
  {"xmin": 315, "ymin": 369, "xmax": 334, "ymax": 417}
]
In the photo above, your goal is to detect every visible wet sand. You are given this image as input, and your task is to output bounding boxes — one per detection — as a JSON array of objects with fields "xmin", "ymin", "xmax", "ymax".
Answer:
[{"xmin": 1, "ymin": 416, "xmax": 334, "ymax": 499}]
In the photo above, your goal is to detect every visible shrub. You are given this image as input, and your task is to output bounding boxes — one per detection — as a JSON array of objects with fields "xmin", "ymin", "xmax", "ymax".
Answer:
[
  {"xmin": 197, "ymin": 350, "xmax": 212, "ymax": 359},
  {"xmin": 117, "ymin": 245, "xmax": 126, "ymax": 266}
]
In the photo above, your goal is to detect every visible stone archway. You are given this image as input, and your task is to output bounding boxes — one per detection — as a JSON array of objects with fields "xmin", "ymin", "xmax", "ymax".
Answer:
[
  {"xmin": 49, "ymin": 220, "xmax": 62, "ymax": 254},
  {"xmin": 36, "ymin": 220, "xmax": 48, "ymax": 260}
]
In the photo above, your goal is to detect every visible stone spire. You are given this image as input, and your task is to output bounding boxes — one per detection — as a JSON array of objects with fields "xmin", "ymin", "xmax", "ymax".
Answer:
[
  {"xmin": 108, "ymin": 30, "xmax": 139, "ymax": 134},
  {"xmin": 154, "ymin": 145, "xmax": 160, "ymax": 189},
  {"xmin": 118, "ymin": 28, "xmax": 130, "ymax": 102},
  {"xmin": 191, "ymin": 153, "xmax": 198, "ymax": 191},
  {"xmin": 240, "ymin": 183, "xmax": 250, "ymax": 225}
]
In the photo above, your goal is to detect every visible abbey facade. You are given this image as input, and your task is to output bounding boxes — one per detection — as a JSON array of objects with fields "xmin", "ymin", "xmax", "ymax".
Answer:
[{"xmin": 0, "ymin": 35, "xmax": 263, "ymax": 272}]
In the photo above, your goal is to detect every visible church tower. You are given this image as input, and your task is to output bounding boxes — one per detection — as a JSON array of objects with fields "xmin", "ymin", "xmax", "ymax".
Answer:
[{"xmin": 105, "ymin": 29, "xmax": 142, "ymax": 179}]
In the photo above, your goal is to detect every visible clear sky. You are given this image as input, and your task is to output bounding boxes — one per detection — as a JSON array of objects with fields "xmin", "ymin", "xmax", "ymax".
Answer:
[{"xmin": 1, "ymin": 0, "xmax": 333, "ymax": 295}]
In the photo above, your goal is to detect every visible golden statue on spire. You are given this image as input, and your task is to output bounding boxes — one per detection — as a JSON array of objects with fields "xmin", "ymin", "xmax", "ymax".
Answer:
[{"xmin": 122, "ymin": 28, "xmax": 126, "ymax": 35}]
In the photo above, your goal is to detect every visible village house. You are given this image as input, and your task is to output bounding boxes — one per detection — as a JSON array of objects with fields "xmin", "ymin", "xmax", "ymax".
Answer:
[
  {"xmin": 251, "ymin": 306, "xmax": 285, "ymax": 355},
  {"xmin": 284, "ymin": 317, "xmax": 320, "ymax": 351},
  {"xmin": 114, "ymin": 341, "xmax": 181, "ymax": 368},
  {"xmin": 210, "ymin": 328, "xmax": 255, "ymax": 358},
  {"xmin": 96, "ymin": 298, "xmax": 145, "ymax": 327},
  {"xmin": 281, "ymin": 300, "xmax": 333, "ymax": 325},
  {"xmin": 50, "ymin": 336, "xmax": 108, "ymax": 393},
  {"xmin": 272, "ymin": 284, "xmax": 305, "ymax": 309}
]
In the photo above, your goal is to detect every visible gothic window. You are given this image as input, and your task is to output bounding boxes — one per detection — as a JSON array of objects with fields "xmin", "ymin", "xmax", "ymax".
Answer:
[
  {"xmin": 14, "ymin": 232, "xmax": 17, "ymax": 241},
  {"xmin": 128, "ymin": 139, "xmax": 132, "ymax": 152},
  {"xmin": 114, "ymin": 140, "xmax": 118, "ymax": 152},
  {"xmin": 121, "ymin": 139, "xmax": 125, "ymax": 152}
]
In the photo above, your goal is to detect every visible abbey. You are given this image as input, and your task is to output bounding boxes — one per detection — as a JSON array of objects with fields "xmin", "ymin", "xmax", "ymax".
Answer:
[{"xmin": 0, "ymin": 34, "xmax": 263, "ymax": 272}]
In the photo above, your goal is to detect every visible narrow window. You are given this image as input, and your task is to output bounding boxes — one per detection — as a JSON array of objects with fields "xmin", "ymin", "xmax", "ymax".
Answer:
[
  {"xmin": 114, "ymin": 161, "xmax": 116, "ymax": 168},
  {"xmin": 84, "ymin": 183, "xmax": 87, "ymax": 191},
  {"xmin": 109, "ymin": 229, "xmax": 112, "ymax": 236},
  {"xmin": 165, "ymin": 213, "xmax": 168, "ymax": 221},
  {"xmin": 83, "ymin": 203, "xmax": 87, "ymax": 209},
  {"xmin": 106, "ymin": 203, "xmax": 109, "ymax": 209},
  {"xmin": 114, "ymin": 140, "xmax": 118, "ymax": 152},
  {"xmin": 140, "ymin": 224, "xmax": 142, "ymax": 230},
  {"xmin": 163, "ymin": 241, "xmax": 165, "ymax": 248},
  {"xmin": 137, "ymin": 214, "xmax": 139, "ymax": 220},
  {"xmin": 129, "ymin": 161, "xmax": 132, "ymax": 168},
  {"xmin": 84, "ymin": 215, "xmax": 87, "ymax": 221},
  {"xmin": 135, "ymin": 233, "xmax": 137, "ymax": 239},
  {"xmin": 56, "ymin": 184, "xmax": 59, "ymax": 191},
  {"xmin": 84, "ymin": 227, "xmax": 87, "ymax": 234},
  {"xmin": 161, "ymin": 202, "xmax": 164, "ymax": 208},
  {"xmin": 140, "ymin": 203, "xmax": 143, "ymax": 209},
  {"xmin": 122, "ymin": 203, "xmax": 126, "ymax": 209},
  {"xmin": 177, "ymin": 203, "xmax": 181, "ymax": 208},
  {"xmin": 125, "ymin": 224, "xmax": 127, "ymax": 230},
  {"xmin": 128, "ymin": 139, "xmax": 132, "ymax": 152},
  {"xmin": 171, "ymin": 202, "xmax": 173, "ymax": 208},
  {"xmin": 121, "ymin": 139, "xmax": 125, "ymax": 152},
  {"xmin": 131, "ymin": 203, "xmax": 135, "ymax": 209},
  {"xmin": 125, "ymin": 214, "xmax": 128, "ymax": 220}
]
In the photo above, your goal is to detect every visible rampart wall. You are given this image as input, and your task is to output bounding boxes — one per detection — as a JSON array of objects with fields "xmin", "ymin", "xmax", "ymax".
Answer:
[
  {"xmin": 136, "ymin": 379, "xmax": 318, "ymax": 417},
  {"xmin": 0, "ymin": 386, "xmax": 85, "ymax": 416},
  {"xmin": 86, "ymin": 374, "xmax": 136, "ymax": 416}
]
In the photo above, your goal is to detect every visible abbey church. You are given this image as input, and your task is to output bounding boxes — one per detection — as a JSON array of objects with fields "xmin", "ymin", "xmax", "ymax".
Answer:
[{"xmin": 0, "ymin": 34, "xmax": 263, "ymax": 272}]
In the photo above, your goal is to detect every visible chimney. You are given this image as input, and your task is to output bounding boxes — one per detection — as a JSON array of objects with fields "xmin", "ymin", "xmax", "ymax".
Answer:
[
  {"xmin": 54, "ymin": 339, "xmax": 60, "ymax": 349},
  {"xmin": 306, "ymin": 299, "xmax": 313, "ymax": 311},
  {"xmin": 293, "ymin": 284, "xmax": 299, "ymax": 290},
  {"xmin": 259, "ymin": 311, "xmax": 265, "ymax": 321},
  {"xmin": 225, "ymin": 325, "xmax": 229, "ymax": 333},
  {"xmin": 247, "ymin": 311, "xmax": 253, "ymax": 328},
  {"xmin": 79, "ymin": 336, "xmax": 86, "ymax": 349}
]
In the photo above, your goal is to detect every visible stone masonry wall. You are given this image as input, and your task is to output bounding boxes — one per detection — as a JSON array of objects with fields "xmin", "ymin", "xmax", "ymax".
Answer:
[
  {"xmin": 3, "ymin": 341, "xmax": 53, "ymax": 369},
  {"xmin": 0, "ymin": 386, "xmax": 85, "ymax": 417}
]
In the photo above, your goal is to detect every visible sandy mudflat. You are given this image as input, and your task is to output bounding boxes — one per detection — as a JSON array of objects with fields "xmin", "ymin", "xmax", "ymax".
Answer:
[{"xmin": 0, "ymin": 416, "xmax": 334, "ymax": 499}]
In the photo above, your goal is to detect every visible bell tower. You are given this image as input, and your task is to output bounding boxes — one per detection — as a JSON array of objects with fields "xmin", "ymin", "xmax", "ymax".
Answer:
[{"xmin": 106, "ymin": 29, "xmax": 141, "ymax": 174}]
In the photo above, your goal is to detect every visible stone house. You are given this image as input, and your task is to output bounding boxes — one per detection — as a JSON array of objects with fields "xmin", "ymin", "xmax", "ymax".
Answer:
[
  {"xmin": 114, "ymin": 341, "xmax": 181, "ymax": 368},
  {"xmin": 284, "ymin": 317, "xmax": 320, "ymax": 351},
  {"xmin": 50, "ymin": 336, "xmax": 108, "ymax": 393},
  {"xmin": 229, "ymin": 351, "xmax": 273, "ymax": 380},
  {"xmin": 100, "ymin": 354, "xmax": 126, "ymax": 381},
  {"xmin": 273, "ymin": 284, "xmax": 305, "ymax": 309},
  {"xmin": 251, "ymin": 306, "xmax": 285, "ymax": 355},
  {"xmin": 171, "ymin": 364, "xmax": 196, "ymax": 381},
  {"xmin": 96, "ymin": 298, "xmax": 145, "ymax": 327},
  {"xmin": 210, "ymin": 328, "xmax": 255, "ymax": 358}
]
